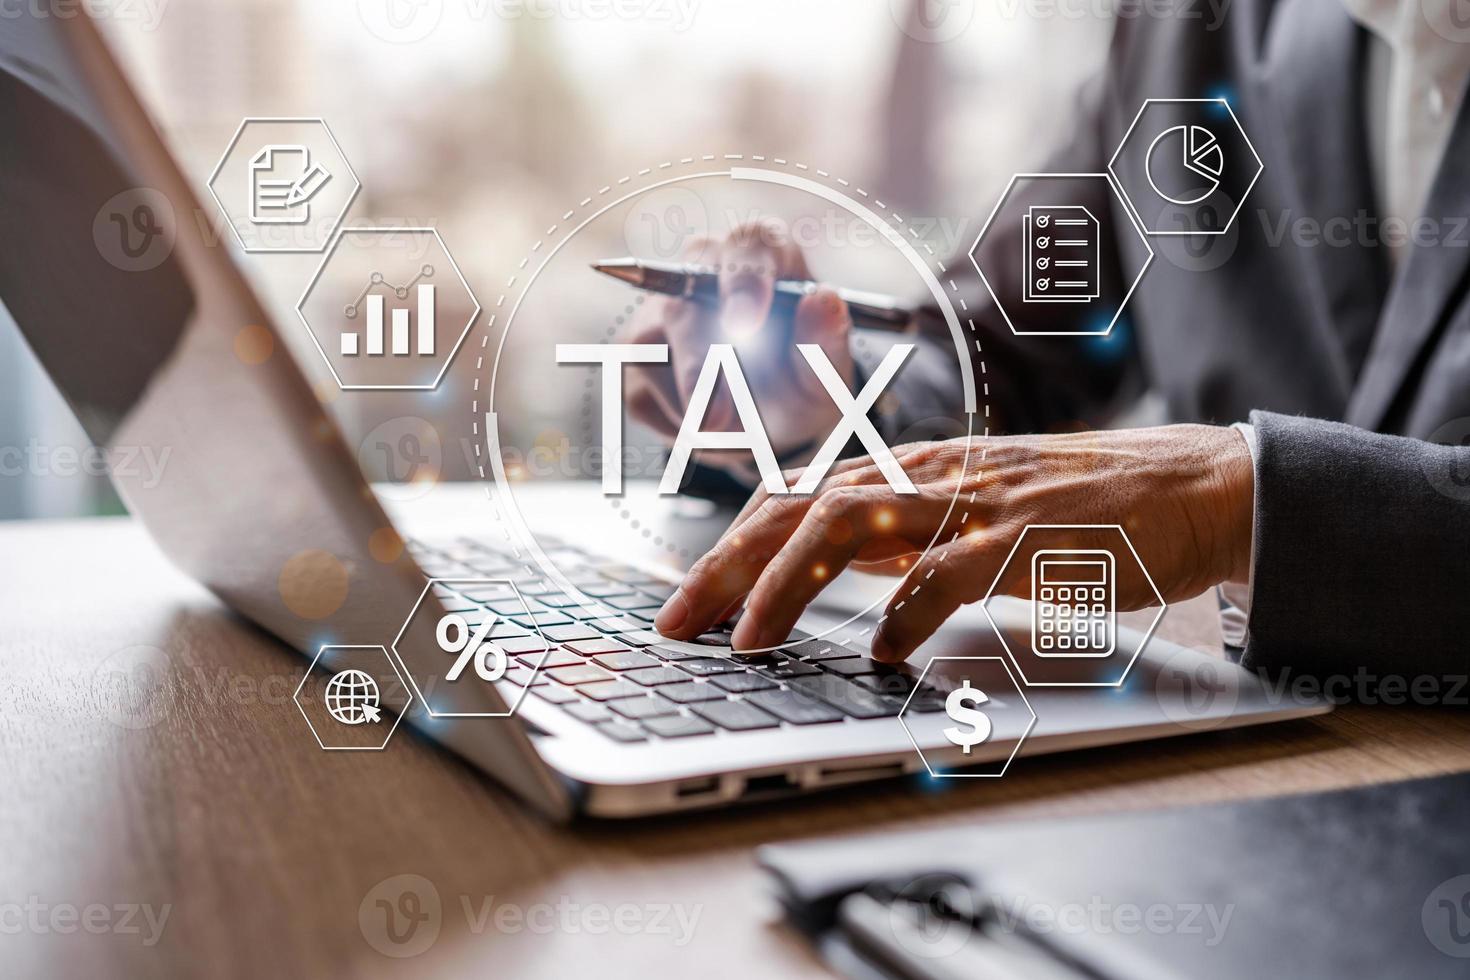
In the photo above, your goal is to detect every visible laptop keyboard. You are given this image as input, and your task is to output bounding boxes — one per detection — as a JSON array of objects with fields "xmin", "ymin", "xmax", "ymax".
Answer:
[{"xmin": 406, "ymin": 534, "xmax": 951, "ymax": 743}]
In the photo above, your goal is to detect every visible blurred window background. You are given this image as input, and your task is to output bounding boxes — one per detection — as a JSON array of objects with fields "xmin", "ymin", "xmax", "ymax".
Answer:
[{"xmin": 0, "ymin": 0, "xmax": 1111, "ymax": 519}]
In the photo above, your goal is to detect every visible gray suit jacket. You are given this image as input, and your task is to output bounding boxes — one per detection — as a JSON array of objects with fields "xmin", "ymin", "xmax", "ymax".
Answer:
[{"xmin": 868, "ymin": 0, "xmax": 1470, "ymax": 680}]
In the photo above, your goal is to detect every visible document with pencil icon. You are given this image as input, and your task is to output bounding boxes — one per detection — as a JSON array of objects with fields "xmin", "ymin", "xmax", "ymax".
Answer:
[
  {"xmin": 248, "ymin": 144, "xmax": 332, "ymax": 225},
  {"xmin": 1023, "ymin": 205, "xmax": 1099, "ymax": 303}
]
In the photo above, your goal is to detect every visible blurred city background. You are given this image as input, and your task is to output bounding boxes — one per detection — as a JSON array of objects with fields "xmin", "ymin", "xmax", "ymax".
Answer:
[{"xmin": 0, "ymin": 0, "xmax": 1112, "ymax": 518}]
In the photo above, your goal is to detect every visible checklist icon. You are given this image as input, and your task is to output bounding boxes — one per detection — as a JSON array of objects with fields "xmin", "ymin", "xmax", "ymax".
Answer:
[{"xmin": 1023, "ymin": 205, "xmax": 1100, "ymax": 303}]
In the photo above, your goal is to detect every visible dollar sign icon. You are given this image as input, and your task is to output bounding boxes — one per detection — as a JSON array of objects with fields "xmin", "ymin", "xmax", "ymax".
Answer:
[{"xmin": 942, "ymin": 679, "xmax": 992, "ymax": 754}]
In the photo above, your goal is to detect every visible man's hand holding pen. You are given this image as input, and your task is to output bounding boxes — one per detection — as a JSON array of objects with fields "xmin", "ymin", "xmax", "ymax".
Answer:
[{"xmin": 618, "ymin": 221, "xmax": 855, "ymax": 464}]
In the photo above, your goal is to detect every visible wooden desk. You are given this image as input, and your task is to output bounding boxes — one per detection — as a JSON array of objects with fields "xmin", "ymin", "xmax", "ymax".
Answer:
[{"xmin": 4, "ymin": 517, "xmax": 1469, "ymax": 978}]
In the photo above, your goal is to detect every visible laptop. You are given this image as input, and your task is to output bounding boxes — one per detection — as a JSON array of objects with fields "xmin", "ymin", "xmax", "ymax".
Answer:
[{"xmin": 0, "ymin": 12, "xmax": 1330, "ymax": 820}]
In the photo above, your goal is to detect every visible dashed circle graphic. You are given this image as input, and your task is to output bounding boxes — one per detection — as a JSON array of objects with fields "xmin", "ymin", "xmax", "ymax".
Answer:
[{"xmin": 471, "ymin": 155, "xmax": 993, "ymax": 655}]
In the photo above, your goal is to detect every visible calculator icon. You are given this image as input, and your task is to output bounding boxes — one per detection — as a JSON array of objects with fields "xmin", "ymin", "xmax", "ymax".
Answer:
[{"xmin": 1031, "ymin": 549, "xmax": 1115, "ymax": 658}]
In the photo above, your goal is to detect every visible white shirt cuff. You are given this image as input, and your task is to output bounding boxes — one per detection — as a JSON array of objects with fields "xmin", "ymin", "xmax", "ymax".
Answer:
[{"xmin": 1217, "ymin": 421, "xmax": 1257, "ymax": 648}]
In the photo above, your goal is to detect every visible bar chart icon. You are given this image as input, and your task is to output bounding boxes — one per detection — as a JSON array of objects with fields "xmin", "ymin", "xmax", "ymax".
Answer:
[
  {"xmin": 340, "ymin": 265, "xmax": 436, "ymax": 357},
  {"xmin": 299, "ymin": 226, "xmax": 480, "ymax": 391}
]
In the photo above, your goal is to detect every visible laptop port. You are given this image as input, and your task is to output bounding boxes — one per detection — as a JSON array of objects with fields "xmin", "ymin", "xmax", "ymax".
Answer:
[
  {"xmin": 675, "ymin": 776, "xmax": 721, "ymax": 799},
  {"xmin": 816, "ymin": 760, "xmax": 907, "ymax": 785},
  {"xmin": 742, "ymin": 772, "xmax": 798, "ymax": 797}
]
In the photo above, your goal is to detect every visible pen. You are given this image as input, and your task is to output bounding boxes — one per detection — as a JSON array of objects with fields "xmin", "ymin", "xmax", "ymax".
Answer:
[
  {"xmin": 285, "ymin": 163, "xmax": 331, "ymax": 207},
  {"xmin": 592, "ymin": 257, "xmax": 915, "ymax": 333}
]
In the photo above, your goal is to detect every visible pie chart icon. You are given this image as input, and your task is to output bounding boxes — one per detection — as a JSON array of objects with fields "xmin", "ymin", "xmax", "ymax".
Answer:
[{"xmin": 1145, "ymin": 124, "xmax": 1223, "ymax": 206}]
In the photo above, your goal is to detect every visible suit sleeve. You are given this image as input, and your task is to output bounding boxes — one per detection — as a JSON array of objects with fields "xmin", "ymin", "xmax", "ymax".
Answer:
[{"xmin": 1241, "ymin": 410, "xmax": 1470, "ymax": 677}]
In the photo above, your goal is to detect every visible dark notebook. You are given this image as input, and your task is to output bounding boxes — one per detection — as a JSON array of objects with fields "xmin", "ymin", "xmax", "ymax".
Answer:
[{"xmin": 759, "ymin": 773, "xmax": 1470, "ymax": 979}]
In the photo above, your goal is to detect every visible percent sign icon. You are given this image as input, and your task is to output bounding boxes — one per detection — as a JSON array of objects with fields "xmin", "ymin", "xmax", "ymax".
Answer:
[{"xmin": 435, "ymin": 613, "xmax": 509, "ymax": 682}]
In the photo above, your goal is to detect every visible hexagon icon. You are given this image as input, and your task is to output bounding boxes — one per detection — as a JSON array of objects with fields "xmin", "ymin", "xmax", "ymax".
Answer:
[
  {"xmin": 1108, "ymin": 98, "xmax": 1264, "ymax": 236},
  {"xmin": 298, "ymin": 227, "xmax": 480, "ymax": 390},
  {"xmin": 897, "ymin": 656, "xmax": 1037, "ymax": 778},
  {"xmin": 981, "ymin": 524, "xmax": 1166, "ymax": 688},
  {"xmin": 206, "ymin": 117, "xmax": 360, "ymax": 253},
  {"xmin": 969, "ymin": 173, "xmax": 1152, "ymax": 336},
  {"xmin": 392, "ymin": 578, "xmax": 549, "ymax": 718},
  {"xmin": 293, "ymin": 644, "xmax": 414, "ymax": 751}
]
